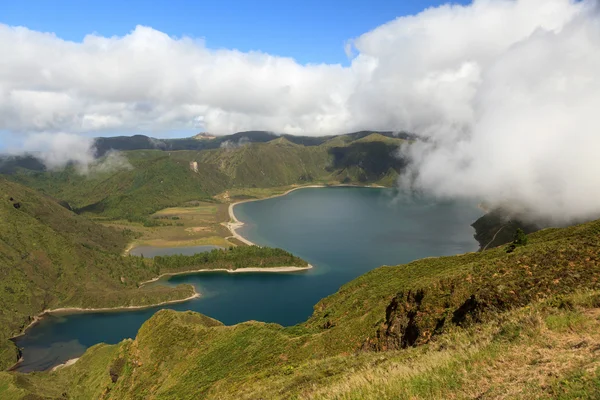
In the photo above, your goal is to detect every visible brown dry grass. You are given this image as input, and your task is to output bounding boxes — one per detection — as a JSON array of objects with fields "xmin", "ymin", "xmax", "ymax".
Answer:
[{"xmin": 295, "ymin": 301, "xmax": 600, "ymax": 400}]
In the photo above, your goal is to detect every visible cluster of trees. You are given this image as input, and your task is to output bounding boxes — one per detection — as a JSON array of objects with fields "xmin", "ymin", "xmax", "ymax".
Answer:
[{"xmin": 153, "ymin": 246, "xmax": 308, "ymax": 272}]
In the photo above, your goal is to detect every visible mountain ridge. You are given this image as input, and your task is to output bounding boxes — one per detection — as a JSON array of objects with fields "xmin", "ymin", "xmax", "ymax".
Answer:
[{"xmin": 2, "ymin": 133, "xmax": 408, "ymax": 222}]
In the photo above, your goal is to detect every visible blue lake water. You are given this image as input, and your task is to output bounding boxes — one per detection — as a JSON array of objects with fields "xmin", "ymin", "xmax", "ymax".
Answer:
[{"xmin": 13, "ymin": 187, "xmax": 482, "ymax": 372}]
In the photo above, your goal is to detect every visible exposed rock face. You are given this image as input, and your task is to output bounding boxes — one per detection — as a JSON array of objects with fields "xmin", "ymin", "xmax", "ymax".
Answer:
[
  {"xmin": 189, "ymin": 161, "xmax": 199, "ymax": 173},
  {"xmin": 364, "ymin": 289, "xmax": 430, "ymax": 351},
  {"xmin": 109, "ymin": 357, "xmax": 126, "ymax": 383},
  {"xmin": 362, "ymin": 285, "xmax": 491, "ymax": 352},
  {"xmin": 364, "ymin": 240, "xmax": 600, "ymax": 352}
]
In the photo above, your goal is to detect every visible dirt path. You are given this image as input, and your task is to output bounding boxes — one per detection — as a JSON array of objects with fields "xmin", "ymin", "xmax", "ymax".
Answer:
[{"xmin": 482, "ymin": 225, "xmax": 506, "ymax": 251}]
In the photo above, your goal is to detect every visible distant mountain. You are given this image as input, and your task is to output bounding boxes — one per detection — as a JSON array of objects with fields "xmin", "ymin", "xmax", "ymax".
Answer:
[
  {"xmin": 0, "ymin": 154, "xmax": 46, "ymax": 174},
  {"xmin": 4, "ymin": 133, "xmax": 408, "ymax": 221},
  {"xmin": 92, "ymin": 130, "xmax": 416, "ymax": 156}
]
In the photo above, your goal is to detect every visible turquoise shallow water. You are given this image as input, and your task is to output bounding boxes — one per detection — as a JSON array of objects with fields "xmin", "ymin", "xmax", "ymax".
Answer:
[{"xmin": 13, "ymin": 187, "xmax": 482, "ymax": 372}]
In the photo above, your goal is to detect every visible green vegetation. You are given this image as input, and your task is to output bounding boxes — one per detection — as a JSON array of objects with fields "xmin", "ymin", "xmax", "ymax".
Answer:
[
  {"xmin": 2, "ymin": 214, "xmax": 600, "ymax": 398},
  {"xmin": 506, "ymin": 228, "xmax": 529, "ymax": 253},
  {"xmin": 2, "ymin": 131, "xmax": 597, "ymax": 398},
  {"xmin": 153, "ymin": 246, "xmax": 308, "ymax": 273},
  {"xmin": 0, "ymin": 177, "xmax": 197, "ymax": 370},
  {"xmin": 513, "ymin": 227, "xmax": 529, "ymax": 245},
  {"xmin": 4, "ymin": 132, "xmax": 407, "ymax": 222},
  {"xmin": 8, "ymin": 150, "xmax": 230, "ymax": 221},
  {"xmin": 0, "ymin": 178, "xmax": 308, "ymax": 371},
  {"xmin": 113, "ymin": 202, "xmax": 233, "ymax": 250}
]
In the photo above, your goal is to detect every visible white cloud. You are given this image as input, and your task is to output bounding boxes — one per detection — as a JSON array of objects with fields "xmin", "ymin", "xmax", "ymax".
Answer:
[
  {"xmin": 0, "ymin": 24, "xmax": 352, "ymax": 135},
  {"xmin": 220, "ymin": 136, "xmax": 250, "ymax": 150},
  {"xmin": 1, "ymin": 0, "xmax": 600, "ymax": 222},
  {"xmin": 7, "ymin": 132, "xmax": 134, "ymax": 174},
  {"xmin": 394, "ymin": 0, "xmax": 600, "ymax": 224},
  {"xmin": 14, "ymin": 132, "xmax": 96, "ymax": 172},
  {"xmin": 90, "ymin": 150, "xmax": 133, "ymax": 174}
]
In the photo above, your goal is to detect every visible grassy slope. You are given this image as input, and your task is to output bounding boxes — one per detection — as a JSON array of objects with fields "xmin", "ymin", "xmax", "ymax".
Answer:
[
  {"xmin": 196, "ymin": 138, "xmax": 333, "ymax": 187},
  {"xmin": 0, "ymin": 178, "xmax": 310, "ymax": 373},
  {"xmin": 0, "ymin": 178, "xmax": 199, "ymax": 370},
  {"xmin": 6, "ymin": 134, "xmax": 405, "ymax": 221},
  {"xmin": 10, "ymin": 150, "xmax": 231, "ymax": 221},
  {"xmin": 4, "ymin": 218, "xmax": 600, "ymax": 399}
]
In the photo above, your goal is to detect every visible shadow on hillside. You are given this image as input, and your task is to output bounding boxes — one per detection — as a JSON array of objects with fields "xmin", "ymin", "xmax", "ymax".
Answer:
[{"xmin": 327, "ymin": 142, "xmax": 407, "ymax": 182}]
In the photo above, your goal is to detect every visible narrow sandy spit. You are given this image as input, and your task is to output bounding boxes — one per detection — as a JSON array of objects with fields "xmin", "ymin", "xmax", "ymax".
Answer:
[
  {"xmin": 10, "ymin": 291, "xmax": 200, "ymax": 342},
  {"xmin": 43, "ymin": 292, "xmax": 201, "ymax": 315},
  {"xmin": 139, "ymin": 265, "xmax": 313, "ymax": 286}
]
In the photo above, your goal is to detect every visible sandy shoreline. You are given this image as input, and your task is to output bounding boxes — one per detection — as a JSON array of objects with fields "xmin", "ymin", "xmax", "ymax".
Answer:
[
  {"xmin": 51, "ymin": 357, "xmax": 79, "ymax": 372},
  {"xmin": 225, "ymin": 184, "xmax": 385, "ymax": 246},
  {"xmin": 11, "ymin": 184, "xmax": 376, "ymax": 371},
  {"xmin": 8, "ymin": 290, "xmax": 201, "ymax": 371},
  {"xmin": 140, "ymin": 265, "xmax": 313, "ymax": 286},
  {"xmin": 43, "ymin": 292, "xmax": 202, "ymax": 315},
  {"xmin": 10, "ymin": 291, "xmax": 201, "ymax": 343},
  {"xmin": 10, "ymin": 263, "xmax": 312, "ymax": 371}
]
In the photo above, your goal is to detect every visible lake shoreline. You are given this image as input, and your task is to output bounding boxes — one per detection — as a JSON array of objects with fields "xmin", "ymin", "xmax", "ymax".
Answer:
[
  {"xmin": 8, "ymin": 290, "xmax": 201, "ymax": 371},
  {"xmin": 139, "ymin": 265, "xmax": 313, "ymax": 286},
  {"xmin": 12, "ymin": 185, "xmax": 483, "ymax": 375},
  {"xmin": 51, "ymin": 357, "xmax": 80, "ymax": 372},
  {"xmin": 11, "ymin": 290, "xmax": 201, "ymax": 339},
  {"xmin": 225, "ymin": 184, "xmax": 386, "ymax": 246},
  {"xmin": 10, "ymin": 262, "xmax": 312, "ymax": 371}
]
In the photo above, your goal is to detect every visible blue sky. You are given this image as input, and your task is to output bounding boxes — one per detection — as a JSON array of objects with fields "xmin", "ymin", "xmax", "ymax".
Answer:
[
  {"xmin": 2, "ymin": 0, "xmax": 470, "ymax": 65},
  {"xmin": 0, "ymin": 0, "xmax": 473, "ymax": 150}
]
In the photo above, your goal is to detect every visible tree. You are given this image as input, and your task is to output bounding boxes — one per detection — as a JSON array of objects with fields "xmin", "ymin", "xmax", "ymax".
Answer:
[
  {"xmin": 513, "ymin": 228, "xmax": 528, "ymax": 246},
  {"xmin": 506, "ymin": 228, "xmax": 528, "ymax": 253}
]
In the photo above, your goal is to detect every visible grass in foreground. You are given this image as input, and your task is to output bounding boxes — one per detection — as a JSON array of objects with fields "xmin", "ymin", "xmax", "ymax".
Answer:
[{"xmin": 2, "ymin": 217, "xmax": 600, "ymax": 398}]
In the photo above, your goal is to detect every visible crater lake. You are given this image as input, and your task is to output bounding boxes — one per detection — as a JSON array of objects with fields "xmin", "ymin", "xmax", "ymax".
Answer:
[{"xmin": 14, "ymin": 187, "xmax": 482, "ymax": 372}]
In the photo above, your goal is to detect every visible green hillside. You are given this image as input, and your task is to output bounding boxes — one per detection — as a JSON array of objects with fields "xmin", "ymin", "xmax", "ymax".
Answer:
[
  {"xmin": 3, "ymin": 217, "xmax": 600, "ymax": 398},
  {"xmin": 0, "ymin": 179, "xmax": 307, "ymax": 371},
  {"xmin": 9, "ymin": 150, "xmax": 230, "ymax": 221},
  {"xmin": 4, "ymin": 133, "xmax": 407, "ymax": 221},
  {"xmin": 0, "ymin": 178, "xmax": 198, "ymax": 370},
  {"xmin": 196, "ymin": 138, "xmax": 332, "ymax": 187}
]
